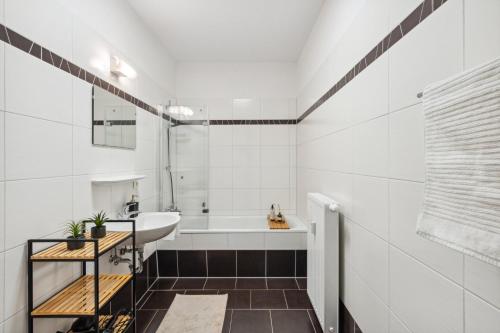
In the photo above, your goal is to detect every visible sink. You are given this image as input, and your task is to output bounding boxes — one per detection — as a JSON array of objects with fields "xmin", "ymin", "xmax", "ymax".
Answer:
[{"xmin": 108, "ymin": 212, "xmax": 180, "ymax": 247}]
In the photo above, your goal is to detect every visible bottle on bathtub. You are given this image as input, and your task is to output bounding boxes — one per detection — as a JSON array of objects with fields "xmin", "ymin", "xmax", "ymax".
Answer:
[{"xmin": 269, "ymin": 204, "xmax": 277, "ymax": 221}]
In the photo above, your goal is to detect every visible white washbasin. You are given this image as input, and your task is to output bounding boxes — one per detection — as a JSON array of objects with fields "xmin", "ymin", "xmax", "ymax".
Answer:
[{"xmin": 108, "ymin": 212, "xmax": 180, "ymax": 247}]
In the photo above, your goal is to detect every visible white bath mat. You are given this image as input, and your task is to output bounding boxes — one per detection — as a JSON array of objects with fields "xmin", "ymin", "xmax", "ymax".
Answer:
[
  {"xmin": 156, "ymin": 294, "xmax": 228, "ymax": 333},
  {"xmin": 417, "ymin": 56, "xmax": 500, "ymax": 267}
]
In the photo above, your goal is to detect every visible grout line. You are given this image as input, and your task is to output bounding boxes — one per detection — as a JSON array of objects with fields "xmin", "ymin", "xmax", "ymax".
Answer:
[
  {"xmin": 306, "ymin": 310, "xmax": 317, "ymax": 333},
  {"xmin": 269, "ymin": 310, "xmax": 274, "ymax": 333},
  {"xmin": 282, "ymin": 290, "xmax": 289, "ymax": 309},
  {"xmin": 176, "ymin": 250, "xmax": 179, "ymax": 276},
  {"xmin": 141, "ymin": 309, "xmax": 158, "ymax": 332},
  {"xmin": 138, "ymin": 291, "xmax": 154, "ymax": 310},
  {"xmin": 228, "ymin": 309, "xmax": 233, "ymax": 333}
]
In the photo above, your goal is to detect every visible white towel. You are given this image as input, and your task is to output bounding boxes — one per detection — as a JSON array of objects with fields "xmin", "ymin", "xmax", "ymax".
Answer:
[{"xmin": 417, "ymin": 57, "xmax": 500, "ymax": 267}]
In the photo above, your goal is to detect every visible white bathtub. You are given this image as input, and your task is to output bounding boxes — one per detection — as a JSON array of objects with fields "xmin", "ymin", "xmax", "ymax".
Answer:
[{"xmin": 157, "ymin": 215, "xmax": 307, "ymax": 250}]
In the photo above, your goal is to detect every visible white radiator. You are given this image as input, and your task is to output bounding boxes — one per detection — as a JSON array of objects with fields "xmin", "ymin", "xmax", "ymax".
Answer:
[{"xmin": 307, "ymin": 193, "xmax": 339, "ymax": 333}]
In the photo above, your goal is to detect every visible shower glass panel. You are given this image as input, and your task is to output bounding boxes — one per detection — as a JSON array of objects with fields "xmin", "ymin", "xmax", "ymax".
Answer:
[{"xmin": 160, "ymin": 104, "xmax": 209, "ymax": 230}]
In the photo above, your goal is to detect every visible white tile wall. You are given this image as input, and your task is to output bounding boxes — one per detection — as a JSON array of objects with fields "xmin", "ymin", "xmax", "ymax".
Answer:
[
  {"xmin": 0, "ymin": 0, "xmax": 4, "ymax": 24},
  {"xmin": 389, "ymin": 247, "xmax": 463, "ymax": 333},
  {"xmin": 389, "ymin": 180, "xmax": 464, "ymax": 284},
  {"xmin": 203, "ymin": 99, "xmax": 296, "ymax": 216},
  {"xmin": 0, "ymin": 1, "xmax": 172, "ymax": 331},
  {"xmin": 351, "ymin": 175, "xmax": 389, "ymax": 239},
  {"xmin": 388, "ymin": 0, "xmax": 463, "ymax": 112},
  {"xmin": 464, "ymin": 292, "xmax": 500, "ymax": 333},
  {"xmin": 297, "ymin": 1, "xmax": 500, "ymax": 332},
  {"xmin": 464, "ymin": 255, "xmax": 500, "ymax": 309},
  {"xmin": 464, "ymin": 0, "xmax": 500, "ymax": 69},
  {"xmin": 343, "ymin": 262, "xmax": 389, "ymax": 333},
  {"xmin": 233, "ymin": 125, "xmax": 260, "ymax": 146},
  {"xmin": 389, "ymin": 312, "xmax": 411, "ymax": 333},
  {"xmin": 352, "ymin": 116, "xmax": 389, "ymax": 177},
  {"xmin": 5, "ymin": 45, "xmax": 73, "ymax": 124},
  {"xmin": 6, "ymin": 113, "xmax": 73, "ymax": 180},
  {"xmin": 5, "ymin": 177, "xmax": 73, "ymax": 249},
  {"xmin": 0, "ymin": 182, "xmax": 4, "ymax": 252},
  {"xmin": 389, "ymin": 104, "xmax": 424, "ymax": 181},
  {"xmin": 0, "ymin": 42, "xmax": 4, "ymax": 112},
  {"xmin": 349, "ymin": 220, "xmax": 389, "ymax": 304},
  {"xmin": 233, "ymin": 98, "xmax": 261, "ymax": 119},
  {"xmin": 5, "ymin": 0, "xmax": 73, "ymax": 59},
  {"xmin": 0, "ymin": 112, "xmax": 4, "ymax": 181}
]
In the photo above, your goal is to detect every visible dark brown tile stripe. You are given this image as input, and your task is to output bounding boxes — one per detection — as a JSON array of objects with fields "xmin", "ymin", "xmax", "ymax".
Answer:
[
  {"xmin": 209, "ymin": 119, "xmax": 297, "ymax": 125},
  {"xmin": 297, "ymin": 0, "xmax": 447, "ymax": 123},
  {"xmin": 0, "ymin": 22, "xmax": 167, "ymax": 120},
  {"xmin": 0, "ymin": 0, "xmax": 446, "ymax": 127}
]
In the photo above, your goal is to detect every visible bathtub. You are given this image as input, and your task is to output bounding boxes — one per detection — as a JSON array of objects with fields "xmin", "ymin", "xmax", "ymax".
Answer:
[{"xmin": 157, "ymin": 215, "xmax": 307, "ymax": 250}]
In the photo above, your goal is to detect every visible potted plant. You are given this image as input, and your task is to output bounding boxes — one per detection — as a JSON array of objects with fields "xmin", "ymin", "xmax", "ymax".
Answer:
[
  {"xmin": 65, "ymin": 221, "xmax": 85, "ymax": 251},
  {"xmin": 90, "ymin": 210, "xmax": 109, "ymax": 238}
]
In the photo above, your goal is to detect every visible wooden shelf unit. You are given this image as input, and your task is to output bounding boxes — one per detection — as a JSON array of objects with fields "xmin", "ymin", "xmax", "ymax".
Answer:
[
  {"xmin": 31, "ymin": 231, "xmax": 132, "ymax": 261},
  {"xmin": 27, "ymin": 219, "xmax": 137, "ymax": 333},
  {"xmin": 67, "ymin": 315, "xmax": 132, "ymax": 333},
  {"xmin": 32, "ymin": 274, "xmax": 132, "ymax": 317}
]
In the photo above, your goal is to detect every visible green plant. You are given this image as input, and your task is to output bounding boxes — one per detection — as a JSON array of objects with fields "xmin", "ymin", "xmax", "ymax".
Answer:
[
  {"xmin": 65, "ymin": 220, "xmax": 84, "ymax": 238},
  {"xmin": 91, "ymin": 210, "xmax": 109, "ymax": 227}
]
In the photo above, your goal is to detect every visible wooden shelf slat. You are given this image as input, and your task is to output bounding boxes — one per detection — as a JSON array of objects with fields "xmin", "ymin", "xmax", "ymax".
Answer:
[
  {"xmin": 31, "ymin": 231, "xmax": 132, "ymax": 261},
  {"xmin": 32, "ymin": 274, "xmax": 132, "ymax": 316},
  {"xmin": 67, "ymin": 315, "xmax": 132, "ymax": 333},
  {"xmin": 268, "ymin": 216, "xmax": 290, "ymax": 230}
]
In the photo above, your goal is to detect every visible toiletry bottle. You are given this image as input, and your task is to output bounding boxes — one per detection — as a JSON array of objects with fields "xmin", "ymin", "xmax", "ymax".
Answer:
[{"xmin": 269, "ymin": 204, "xmax": 276, "ymax": 221}]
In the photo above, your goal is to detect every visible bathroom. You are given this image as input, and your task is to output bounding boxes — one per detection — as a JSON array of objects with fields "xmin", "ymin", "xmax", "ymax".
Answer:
[{"xmin": 1, "ymin": 0, "xmax": 499, "ymax": 332}]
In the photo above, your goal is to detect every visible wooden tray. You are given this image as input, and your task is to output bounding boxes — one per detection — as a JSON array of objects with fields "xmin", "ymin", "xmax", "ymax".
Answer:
[
  {"xmin": 268, "ymin": 216, "xmax": 290, "ymax": 230},
  {"xmin": 32, "ymin": 274, "xmax": 132, "ymax": 316},
  {"xmin": 67, "ymin": 315, "xmax": 132, "ymax": 333},
  {"xmin": 31, "ymin": 231, "xmax": 131, "ymax": 261}
]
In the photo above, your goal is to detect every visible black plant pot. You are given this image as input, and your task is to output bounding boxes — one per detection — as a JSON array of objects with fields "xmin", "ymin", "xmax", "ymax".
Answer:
[
  {"xmin": 67, "ymin": 236, "xmax": 85, "ymax": 251},
  {"xmin": 91, "ymin": 226, "xmax": 107, "ymax": 238}
]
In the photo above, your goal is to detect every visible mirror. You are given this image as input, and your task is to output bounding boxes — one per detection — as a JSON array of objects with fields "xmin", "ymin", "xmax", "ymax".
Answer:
[{"xmin": 92, "ymin": 85, "xmax": 136, "ymax": 149}]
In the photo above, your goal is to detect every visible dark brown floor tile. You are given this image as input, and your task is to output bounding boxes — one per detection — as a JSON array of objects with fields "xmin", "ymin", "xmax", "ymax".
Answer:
[
  {"xmin": 296, "ymin": 278, "xmax": 307, "ymax": 289},
  {"xmin": 172, "ymin": 278, "xmax": 206, "ymax": 289},
  {"xmin": 205, "ymin": 278, "xmax": 236, "ymax": 289},
  {"xmin": 271, "ymin": 310, "xmax": 316, "ymax": 333},
  {"xmin": 207, "ymin": 250, "xmax": 236, "ymax": 277},
  {"xmin": 236, "ymin": 278, "xmax": 267, "ymax": 289},
  {"xmin": 222, "ymin": 310, "xmax": 232, "ymax": 333},
  {"xmin": 137, "ymin": 291, "xmax": 152, "ymax": 309},
  {"xmin": 185, "ymin": 289, "xmax": 219, "ymax": 295},
  {"xmin": 267, "ymin": 250, "xmax": 295, "ymax": 277},
  {"xmin": 136, "ymin": 309, "xmax": 156, "ymax": 333},
  {"xmin": 141, "ymin": 291, "xmax": 181, "ymax": 310},
  {"xmin": 150, "ymin": 278, "xmax": 176, "ymax": 290},
  {"xmin": 295, "ymin": 250, "xmax": 307, "ymax": 277},
  {"xmin": 157, "ymin": 250, "xmax": 177, "ymax": 277},
  {"xmin": 230, "ymin": 310, "xmax": 272, "ymax": 333},
  {"xmin": 284, "ymin": 290, "xmax": 313, "ymax": 309},
  {"xmin": 219, "ymin": 290, "xmax": 250, "ymax": 309},
  {"xmin": 251, "ymin": 290, "xmax": 287, "ymax": 309},
  {"xmin": 144, "ymin": 309, "xmax": 167, "ymax": 333},
  {"xmin": 267, "ymin": 278, "xmax": 298, "ymax": 289},
  {"xmin": 178, "ymin": 250, "xmax": 207, "ymax": 277},
  {"xmin": 340, "ymin": 301, "xmax": 355, "ymax": 333},
  {"xmin": 308, "ymin": 310, "xmax": 323, "ymax": 333},
  {"xmin": 237, "ymin": 250, "xmax": 266, "ymax": 277}
]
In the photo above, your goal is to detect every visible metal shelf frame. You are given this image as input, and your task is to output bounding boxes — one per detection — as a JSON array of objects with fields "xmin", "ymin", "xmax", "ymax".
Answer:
[{"xmin": 27, "ymin": 219, "xmax": 137, "ymax": 333}]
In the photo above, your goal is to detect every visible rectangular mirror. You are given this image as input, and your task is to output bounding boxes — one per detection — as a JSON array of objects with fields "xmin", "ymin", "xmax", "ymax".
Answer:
[{"xmin": 92, "ymin": 85, "xmax": 136, "ymax": 149}]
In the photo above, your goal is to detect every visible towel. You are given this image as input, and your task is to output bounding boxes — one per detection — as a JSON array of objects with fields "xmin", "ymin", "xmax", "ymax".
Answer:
[{"xmin": 417, "ymin": 57, "xmax": 500, "ymax": 267}]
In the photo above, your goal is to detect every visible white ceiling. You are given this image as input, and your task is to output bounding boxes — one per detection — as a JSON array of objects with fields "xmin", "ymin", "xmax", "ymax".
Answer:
[{"xmin": 127, "ymin": 0, "xmax": 324, "ymax": 62}]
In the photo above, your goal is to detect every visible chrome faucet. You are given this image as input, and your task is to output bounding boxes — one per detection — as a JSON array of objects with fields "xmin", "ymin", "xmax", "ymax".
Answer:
[{"xmin": 119, "ymin": 202, "xmax": 140, "ymax": 219}]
